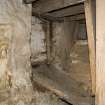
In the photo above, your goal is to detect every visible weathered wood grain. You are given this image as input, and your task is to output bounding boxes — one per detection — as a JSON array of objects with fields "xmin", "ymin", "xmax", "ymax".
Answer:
[
  {"xmin": 33, "ymin": 0, "xmax": 85, "ymax": 14},
  {"xmin": 84, "ymin": 0, "xmax": 96, "ymax": 95},
  {"xmin": 46, "ymin": 4, "xmax": 84, "ymax": 18},
  {"xmin": 96, "ymin": 0, "xmax": 105, "ymax": 105}
]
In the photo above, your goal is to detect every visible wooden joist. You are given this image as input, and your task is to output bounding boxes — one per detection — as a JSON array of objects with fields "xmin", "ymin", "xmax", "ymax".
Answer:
[
  {"xmin": 46, "ymin": 4, "xmax": 84, "ymax": 18},
  {"xmin": 84, "ymin": 0, "xmax": 96, "ymax": 95},
  {"xmin": 32, "ymin": 64, "xmax": 93, "ymax": 105},
  {"xmin": 24, "ymin": 0, "xmax": 38, "ymax": 4},
  {"xmin": 65, "ymin": 13, "xmax": 85, "ymax": 21},
  {"xmin": 32, "ymin": 13, "xmax": 85, "ymax": 22},
  {"xmin": 32, "ymin": 0, "xmax": 85, "ymax": 14}
]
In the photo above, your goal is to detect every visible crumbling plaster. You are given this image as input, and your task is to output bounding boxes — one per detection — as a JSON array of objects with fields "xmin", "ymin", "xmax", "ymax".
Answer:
[{"xmin": 0, "ymin": 0, "xmax": 33, "ymax": 105}]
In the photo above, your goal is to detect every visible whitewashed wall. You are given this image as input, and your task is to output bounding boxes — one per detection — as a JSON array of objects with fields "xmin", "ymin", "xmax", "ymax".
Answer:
[
  {"xmin": 31, "ymin": 17, "xmax": 47, "ymax": 65},
  {"xmin": 0, "ymin": 0, "xmax": 33, "ymax": 105}
]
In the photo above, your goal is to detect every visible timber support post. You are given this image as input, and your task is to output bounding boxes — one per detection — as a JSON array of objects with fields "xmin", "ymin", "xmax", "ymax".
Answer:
[
  {"xmin": 84, "ymin": 0, "xmax": 96, "ymax": 95},
  {"xmin": 96, "ymin": 0, "xmax": 105, "ymax": 105}
]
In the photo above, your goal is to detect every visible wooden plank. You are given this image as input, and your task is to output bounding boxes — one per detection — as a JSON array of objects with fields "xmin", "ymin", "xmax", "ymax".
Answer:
[
  {"xmin": 32, "ymin": 0, "xmax": 85, "ymax": 14},
  {"xmin": 96, "ymin": 0, "xmax": 105, "ymax": 105},
  {"xmin": 84, "ymin": 0, "xmax": 96, "ymax": 95},
  {"xmin": 32, "ymin": 64, "xmax": 92, "ymax": 105},
  {"xmin": 46, "ymin": 4, "xmax": 84, "ymax": 18}
]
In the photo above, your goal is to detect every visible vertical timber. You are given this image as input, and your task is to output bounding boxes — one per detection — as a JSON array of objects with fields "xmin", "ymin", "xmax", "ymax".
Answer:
[
  {"xmin": 96, "ymin": 0, "xmax": 105, "ymax": 105},
  {"xmin": 84, "ymin": 0, "xmax": 96, "ymax": 95}
]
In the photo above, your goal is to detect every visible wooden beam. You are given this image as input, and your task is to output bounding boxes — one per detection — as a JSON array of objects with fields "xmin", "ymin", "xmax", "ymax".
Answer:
[
  {"xmin": 96, "ymin": 0, "xmax": 105, "ymax": 105},
  {"xmin": 32, "ymin": 0, "xmax": 85, "ymax": 14},
  {"xmin": 32, "ymin": 13, "xmax": 63, "ymax": 21},
  {"xmin": 46, "ymin": 4, "xmax": 84, "ymax": 18},
  {"xmin": 84, "ymin": 0, "xmax": 96, "ymax": 95},
  {"xmin": 32, "ymin": 12, "xmax": 85, "ymax": 22},
  {"xmin": 64, "ymin": 13, "xmax": 85, "ymax": 21},
  {"xmin": 24, "ymin": 0, "xmax": 38, "ymax": 4}
]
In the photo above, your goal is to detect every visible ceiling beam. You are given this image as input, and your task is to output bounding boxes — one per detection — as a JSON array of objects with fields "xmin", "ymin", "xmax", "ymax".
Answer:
[
  {"xmin": 32, "ymin": 13, "xmax": 63, "ymax": 22},
  {"xmin": 24, "ymin": 0, "xmax": 38, "ymax": 4},
  {"xmin": 32, "ymin": 12, "xmax": 85, "ymax": 22},
  {"xmin": 46, "ymin": 4, "xmax": 84, "ymax": 18},
  {"xmin": 65, "ymin": 13, "xmax": 85, "ymax": 21},
  {"xmin": 32, "ymin": 0, "xmax": 85, "ymax": 14}
]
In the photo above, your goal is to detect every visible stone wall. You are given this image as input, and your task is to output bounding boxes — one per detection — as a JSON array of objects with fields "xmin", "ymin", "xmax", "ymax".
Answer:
[
  {"xmin": 78, "ymin": 24, "xmax": 87, "ymax": 40},
  {"xmin": 0, "ymin": 0, "xmax": 33, "ymax": 105},
  {"xmin": 50, "ymin": 21, "xmax": 88, "ymax": 73},
  {"xmin": 51, "ymin": 21, "xmax": 76, "ymax": 72},
  {"xmin": 31, "ymin": 17, "xmax": 47, "ymax": 65}
]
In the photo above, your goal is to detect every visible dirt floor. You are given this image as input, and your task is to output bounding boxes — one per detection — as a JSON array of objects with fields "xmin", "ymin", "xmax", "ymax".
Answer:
[{"xmin": 33, "ymin": 91, "xmax": 70, "ymax": 105}]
